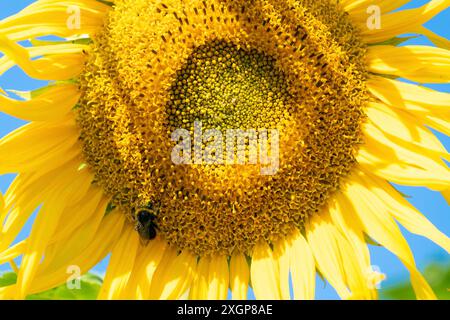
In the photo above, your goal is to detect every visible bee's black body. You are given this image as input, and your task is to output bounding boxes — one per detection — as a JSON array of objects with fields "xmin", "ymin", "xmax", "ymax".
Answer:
[{"xmin": 135, "ymin": 203, "xmax": 159, "ymax": 240}]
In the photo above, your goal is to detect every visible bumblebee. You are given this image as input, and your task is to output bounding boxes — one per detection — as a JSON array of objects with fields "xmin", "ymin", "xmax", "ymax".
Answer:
[{"xmin": 135, "ymin": 203, "xmax": 159, "ymax": 240}]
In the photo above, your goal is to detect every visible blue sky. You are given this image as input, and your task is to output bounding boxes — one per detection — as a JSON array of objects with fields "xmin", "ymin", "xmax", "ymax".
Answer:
[{"xmin": 0, "ymin": 0, "xmax": 449, "ymax": 299}]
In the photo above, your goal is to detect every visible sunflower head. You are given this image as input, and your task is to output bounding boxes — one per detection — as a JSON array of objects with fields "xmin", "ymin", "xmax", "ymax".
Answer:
[
  {"xmin": 0, "ymin": 0, "xmax": 449, "ymax": 301},
  {"xmin": 77, "ymin": 0, "xmax": 368, "ymax": 256}
]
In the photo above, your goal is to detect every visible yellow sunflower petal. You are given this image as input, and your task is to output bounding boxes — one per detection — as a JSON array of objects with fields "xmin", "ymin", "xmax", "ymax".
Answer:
[
  {"xmin": 0, "ymin": 119, "xmax": 79, "ymax": 174},
  {"xmin": 0, "ymin": 174, "xmax": 52, "ymax": 251},
  {"xmin": 328, "ymin": 194, "xmax": 378, "ymax": 299},
  {"xmin": 273, "ymin": 239, "xmax": 291, "ymax": 300},
  {"xmin": 358, "ymin": 120, "xmax": 450, "ymax": 191},
  {"xmin": 0, "ymin": 84, "xmax": 80, "ymax": 121},
  {"xmin": 126, "ymin": 239, "xmax": 167, "ymax": 300},
  {"xmin": 229, "ymin": 252, "xmax": 249, "ymax": 300},
  {"xmin": 14, "ymin": 194, "xmax": 66, "ymax": 299},
  {"xmin": 0, "ymin": 207, "xmax": 124, "ymax": 299},
  {"xmin": 0, "ymin": 35, "xmax": 86, "ymax": 80},
  {"xmin": 344, "ymin": 0, "xmax": 410, "ymax": 20},
  {"xmin": 0, "ymin": 192, "xmax": 4, "ymax": 213},
  {"xmin": 0, "ymin": 0, "xmax": 109, "ymax": 41},
  {"xmin": 0, "ymin": 240, "xmax": 26, "ymax": 265},
  {"xmin": 98, "ymin": 225, "xmax": 140, "ymax": 300},
  {"xmin": 40, "ymin": 193, "xmax": 108, "ymax": 272},
  {"xmin": 366, "ymin": 102, "xmax": 449, "ymax": 160},
  {"xmin": 251, "ymin": 242, "xmax": 281, "ymax": 300},
  {"xmin": 0, "ymin": 160, "xmax": 91, "ymax": 253},
  {"xmin": 288, "ymin": 229, "xmax": 315, "ymax": 300},
  {"xmin": 306, "ymin": 213, "xmax": 350, "ymax": 299},
  {"xmin": 367, "ymin": 45, "xmax": 450, "ymax": 83},
  {"xmin": 367, "ymin": 76, "xmax": 450, "ymax": 135},
  {"xmin": 360, "ymin": 169, "xmax": 450, "ymax": 253},
  {"xmin": 344, "ymin": 172, "xmax": 436, "ymax": 299},
  {"xmin": 336, "ymin": 228, "xmax": 376, "ymax": 300},
  {"xmin": 47, "ymin": 187, "xmax": 105, "ymax": 245},
  {"xmin": 189, "ymin": 256, "xmax": 210, "ymax": 300},
  {"xmin": 23, "ymin": 211, "xmax": 125, "ymax": 295},
  {"xmin": 14, "ymin": 166, "xmax": 93, "ymax": 299},
  {"xmin": 360, "ymin": 0, "xmax": 450, "ymax": 43},
  {"xmin": 149, "ymin": 249, "xmax": 196, "ymax": 300},
  {"xmin": 415, "ymin": 25, "xmax": 450, "ymax": 50},
  {"xmin": 442, "ymin": 189, "xmax": 450, "ymax": 206},
  {"xmin": 368, "ymin": 76, "xmax": 450, "ymax": 114},
  {"xmin": 206, "ymin": 255, "xmax": 229, "ymax": 300},
  {"xmin": 189, "ymin": 255, "xmax": 230, "ymax": 300},
  {"xmin": 426, "ymin": 116, "xmax": 450, "ymax": 136},
  {"xmin": 307, "ymin": 212, "xmax": 373, "ymax": 299}
]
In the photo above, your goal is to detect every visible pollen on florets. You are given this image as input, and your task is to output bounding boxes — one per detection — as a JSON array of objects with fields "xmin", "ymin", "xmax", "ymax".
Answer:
[{"xmin": 76, "ymin": 0, "xmax": 368, "ymax": 256}]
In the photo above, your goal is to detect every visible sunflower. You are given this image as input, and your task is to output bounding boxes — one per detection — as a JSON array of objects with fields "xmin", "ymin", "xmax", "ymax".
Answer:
[{"xmin": 0, "ymin": 0, "xmax": 449, "ymax": 300}]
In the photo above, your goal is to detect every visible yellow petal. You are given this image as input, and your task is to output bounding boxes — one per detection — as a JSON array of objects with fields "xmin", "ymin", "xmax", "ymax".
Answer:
[
  {"xmin": 189, "ymin": 256, "xmax": 210, "ymax": 300},
  {"xmin": 273, "ymin": 239, "xmax": 291, "ymax": 300},
  {"xmin": 14, "ymin": 166, "xmax": 93, "ymax": 299},
  {"xmin": 47, "ymin": 187, "xmax": 105, "ymax": 245},
  {"xmin": 0, "ymin": 160, "xmax": 92, "ymax": 253},
  {"xmin": 207, "ymin": 255, "xmax": 229, "ymax": 300},
  {"xmin": 0, "ymin": 211, "xmax": 124, "ymax": 298},
  {"xmin": 329, "ymin": 193, "xmax": 378, "ymax": 299},
  {"xmin": 368, "ymin": 76, "xmax": 450, "ymax": 114},
  {"xmin": 288, "ymin": 229, "xmax": 315, "ymax": 300},
  {"xmin": 0, "ymin": 192, "xmax": 4, "ymax": 213},
  {"xmin": 0, "ymin": 119, "xmax": 79, "ymax": 174},
  {"xmin": 33, "ymin": 211, "xmax": 125, "ymax": 295},
  {"xmin": 415, "ymin": 25, "xmax": 450, "ymax": 50},
  {"xmin": 306, "ymin": 214, "xmax": 351, "ymax": 299},
  {"xmin": 367, "ymin": 45, "xmax": 450, "ymax": 83},
  {"xmin": 360, "ymin": 0, "xmax": 450, "ymax": 43},
  {"xmin": 98, "ymin": 225, "xmax": 140, "ymax": 300},
  {"xmin": 426, "ymin": 116, "xmax": 450, "ymax": 136},
  {"xmin": 360, "ymin": 169, "xmax": 450, "ymax": 253},
  {"xmin": 0, "ymin": 35, "xmax": 86, "ymax": 80},
  {"xmin": 358, "ymin": 120, "xmax": 450, "ymax": 191},
  {"xmin": 367, "ymin": 76, "xmax": 450, "ymax": 135},
  {"xmin": 0, "ymin": 1, "xmax": 108, "ymax": 41},
  {"xmin": 40, "ymin": 193, "xmax": 108, "ymax": 272},
  {"xmin": 366, "ymin": 102, "xmax": 448, "ymax": 160},
  {"xmin": 126, "ymin": 239, "xmax": 167, "ymax": 300},
  {"xmin": 251, "ymin": 242, "xmax": 281, "ymax": 300},
  {"xmin": 0, "ymin": 174, "xmax": 51, "ymax": 251},
  {"xmin": 442, "ymin": 189, "xmax": 450, "ymax": 206},
  {"xmin": 0, "ymin": 84, "xmax": 80, "ymax": 121},
  {"xmin": 343, "ymin": 172, "xmax": 436, "ymax": 299},
  {"xmin": 0, "ymin": 160, "xmax": 92, "ymax": 251},
  {"xmin": 149, "ymin": 249, "xmax": 196, "ymax": 300},
  {"xmin": 14, "ymin": 194, "xmax": 66, "ymax": 299},
  {"xmin": 343, "ymin": 0, "xmax": 410, "ymax": 18},
  {"xmin": 229, "ymin": 252, "xmax": 249, "ymax": 300},
  {"xmin": 0, "ymin": 241, "xmax": 26, "ymax": 265}
]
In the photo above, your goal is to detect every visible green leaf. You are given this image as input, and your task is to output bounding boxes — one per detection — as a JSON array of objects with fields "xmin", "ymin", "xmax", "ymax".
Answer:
[
  {"xmin": 26, "ymin": 273, "xmax": 103, "ymax": 300},
  {"xmin": 381, "ymin": 262, "xmax": 450, "ymax": 300},
  {"xmin": 0, "ymin": 272, "xmax": 103, "ymax": 300},
  {"xmin": 0, "ymin": 272, "xmax": 17, "ymax": 288}
]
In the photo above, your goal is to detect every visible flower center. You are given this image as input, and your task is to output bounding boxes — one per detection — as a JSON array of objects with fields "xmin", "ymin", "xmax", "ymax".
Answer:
[
  {"xmin": 77, "ymin": 0, "xmax": 368, "ymax": 256},
  {"xmin": 166, "ymin": 40, "xmax": 292, "ymax": 133}
]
